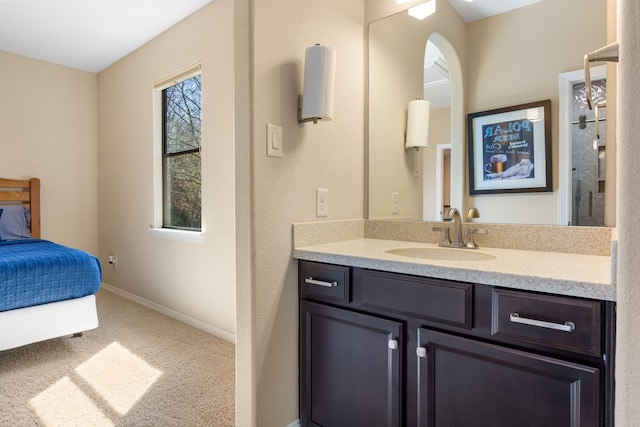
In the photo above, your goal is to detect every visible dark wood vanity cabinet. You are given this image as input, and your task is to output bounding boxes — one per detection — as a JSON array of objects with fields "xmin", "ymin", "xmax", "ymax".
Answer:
[
  {"xmin": 298, "ymin": 260, "xmax": 615, "ymax": 427},
  {"xmin": 416, "ymin": 329, "xmax": 599, "ymax": 426},
  {"xmin": 300, "ymin": 301, "xmax": 403, "ymax": 427}
]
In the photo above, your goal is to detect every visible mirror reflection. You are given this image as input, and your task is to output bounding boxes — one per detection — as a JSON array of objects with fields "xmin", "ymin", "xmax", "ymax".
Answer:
[
  {"xmin": 570, "ymin": 79, "xmax": 608, "ymax": 226},
  {"xmin": 368, "ymin": 0, "xmax": 613, "ymax": 226}
]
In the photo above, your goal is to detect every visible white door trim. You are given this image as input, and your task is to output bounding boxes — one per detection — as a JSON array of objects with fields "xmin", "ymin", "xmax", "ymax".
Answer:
[
  {"xmin": 434, "ymin": 143, "xmax": 452, "ymax": 221},
  {"xmin": 558, "ymin": 65, "xmax": 606, "ymax": 225}
]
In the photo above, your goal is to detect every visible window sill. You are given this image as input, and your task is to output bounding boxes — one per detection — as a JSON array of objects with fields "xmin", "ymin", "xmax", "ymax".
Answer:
[{"xmin": 150, "ymin": 228, "xmax": 205, "ymax": 243}]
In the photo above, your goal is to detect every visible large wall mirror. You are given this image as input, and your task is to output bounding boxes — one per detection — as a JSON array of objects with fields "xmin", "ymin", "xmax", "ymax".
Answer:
[{"xmin": 368, "ymin": 0, "xmax": 615, "ymax": 226}]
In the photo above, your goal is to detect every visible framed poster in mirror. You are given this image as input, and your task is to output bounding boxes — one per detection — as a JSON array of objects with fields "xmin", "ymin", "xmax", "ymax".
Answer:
[{"xmin": 468, "ymin": 99, "xmax": 552, "ymax": 195}]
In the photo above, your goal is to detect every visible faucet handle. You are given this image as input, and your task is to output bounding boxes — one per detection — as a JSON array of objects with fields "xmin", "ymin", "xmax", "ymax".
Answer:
[
  {"xmin": 465, "ymin": 228, "xmax": 487, "ymax": 249},
  {"xmin": 433, "ymin": 226, "xmax": 452, "ymax": 247},
  {"xmin": 466, "ymin": 207, "xmax": 480, "ymax": 222}
]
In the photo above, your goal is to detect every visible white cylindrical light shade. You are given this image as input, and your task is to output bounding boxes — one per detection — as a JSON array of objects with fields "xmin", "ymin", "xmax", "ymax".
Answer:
[
  {"xmin": 301, "ymin": 44, "xmax": 336, "ymax": 121},
  {"xmin": 406, "ymin": 99, "xmax": 430, "ymax": 149}
]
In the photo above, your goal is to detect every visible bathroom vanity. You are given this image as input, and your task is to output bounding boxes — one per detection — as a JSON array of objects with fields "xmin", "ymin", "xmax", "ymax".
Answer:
[{"xmin": 294, "ymin": 236, "xmax": 615, "ymax": 427}]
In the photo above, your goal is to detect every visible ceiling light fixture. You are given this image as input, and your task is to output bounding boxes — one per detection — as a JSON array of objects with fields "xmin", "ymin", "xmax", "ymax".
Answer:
[{"xmin": 408, "ymin": 0, "xmax": 436, "ymax": 20}]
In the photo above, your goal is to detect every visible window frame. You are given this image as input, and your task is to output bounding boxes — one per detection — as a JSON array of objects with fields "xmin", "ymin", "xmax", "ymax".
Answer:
[{"xmin": 152, "ymin": 63, "xmax": 204, "ymax": 242}]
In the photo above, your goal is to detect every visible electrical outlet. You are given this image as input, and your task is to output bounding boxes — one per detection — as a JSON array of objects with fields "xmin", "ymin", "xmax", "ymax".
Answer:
[
  {"xmin": 108, "ymin": 253, "xmax": 118, "ymax": 270},
  {"xmin": 391, "ymin": 192, "xmax": 400, "ymax": 214},
  {"xmin": 316, "ymin": 188, "xmax": 329, "ymax": 217}
]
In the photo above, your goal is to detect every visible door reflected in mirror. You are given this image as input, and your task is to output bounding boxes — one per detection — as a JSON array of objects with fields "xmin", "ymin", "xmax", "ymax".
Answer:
[
  {"xmin": 570, "ymin": 79, "xmax": 607, "ymax": 226},
  {"xmin": 559, "ymin": 66, "xmax": 610, "ymax": 226}
]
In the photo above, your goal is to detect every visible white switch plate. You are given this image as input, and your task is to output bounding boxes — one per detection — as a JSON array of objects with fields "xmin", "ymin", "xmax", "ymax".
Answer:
[
  {"xmin": 266, "ymin": 123, "xmax": 283, "ymax": 158},
  {"xmin": 316, "ymin": 188, "xmax": 329, "ymax": 217},
  {"xmin": 391, "ymin": 192, "xmax": 400, "ymax": 214}
]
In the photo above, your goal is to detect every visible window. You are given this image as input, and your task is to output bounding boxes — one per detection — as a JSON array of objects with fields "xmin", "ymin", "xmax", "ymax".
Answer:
[{"xmin": 160, "ymin": 71, "xmax": 201, "ymax": 231}]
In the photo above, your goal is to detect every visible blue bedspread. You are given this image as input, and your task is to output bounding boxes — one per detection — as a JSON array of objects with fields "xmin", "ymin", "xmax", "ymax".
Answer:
[{"xmin": 0, "ymin": 239, "xmax": 102, "ymax": 312}]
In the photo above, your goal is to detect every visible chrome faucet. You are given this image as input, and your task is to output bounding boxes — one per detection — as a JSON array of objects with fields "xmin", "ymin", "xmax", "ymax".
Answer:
[
  {"xmin": 434, "ymin": 207, "xmax": 487, "ymax": 249},
  {"xmin": 442, "ymin": 208, "xmax": 464, "ymax": 248}
]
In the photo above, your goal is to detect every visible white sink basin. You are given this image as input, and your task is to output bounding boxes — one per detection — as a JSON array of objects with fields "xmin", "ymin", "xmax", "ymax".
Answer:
[{"xmin": 386, "ymin": 247, "xmax": 496, "ymax": 261}]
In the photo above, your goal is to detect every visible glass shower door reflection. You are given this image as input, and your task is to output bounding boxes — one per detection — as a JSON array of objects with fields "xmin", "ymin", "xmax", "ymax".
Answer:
[{"xmin": 571, "ymin": 79, "xmax": 606, "ymax": 227}]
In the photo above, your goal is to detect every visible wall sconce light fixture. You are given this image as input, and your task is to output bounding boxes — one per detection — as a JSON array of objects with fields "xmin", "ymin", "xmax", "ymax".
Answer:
[
  {"xmin": 298, "ymin": 44, "xmax": 336, "ymax": 125},
  {"xmin": 408, "ymin": 0, "xmax": 436, "ymax": 20},
  {"xmin": 405, "ymin": 99, "xmax": 430, "ymax": 151}
]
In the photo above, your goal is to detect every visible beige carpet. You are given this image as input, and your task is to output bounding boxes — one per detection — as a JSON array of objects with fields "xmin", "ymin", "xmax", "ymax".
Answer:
[{"xmin": 0, "ymin": 289, "xmax": 235, "ymax": 426}]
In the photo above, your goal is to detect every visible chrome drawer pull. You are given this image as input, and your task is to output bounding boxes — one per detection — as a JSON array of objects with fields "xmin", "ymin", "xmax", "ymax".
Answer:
[
  {"xmin": 509, "ymin": 313, "xmax": 576, "ymax": 332},
  {"xmin": 304, "ymin": 277, "xmax": 338, "ymax": 288}
]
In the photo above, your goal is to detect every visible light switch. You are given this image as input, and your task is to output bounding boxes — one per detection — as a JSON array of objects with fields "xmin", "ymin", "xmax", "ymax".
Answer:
[{"xmin": 267, "ymin": 123, "xmax": 283, "ymax": 158}]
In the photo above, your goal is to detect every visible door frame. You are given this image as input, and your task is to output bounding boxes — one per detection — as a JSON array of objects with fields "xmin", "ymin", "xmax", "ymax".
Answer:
[{"xmin": 434, "ymin": 143, "xmax": 451, "ymax": 221}]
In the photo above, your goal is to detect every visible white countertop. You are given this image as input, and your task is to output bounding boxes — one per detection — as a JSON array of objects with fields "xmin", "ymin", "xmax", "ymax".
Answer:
[{"xmin": 293, "ymin": 238, "xmax": 616, "ymax": 301}]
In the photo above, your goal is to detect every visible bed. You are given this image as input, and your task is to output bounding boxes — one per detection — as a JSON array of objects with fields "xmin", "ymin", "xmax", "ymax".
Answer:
[{"xmin": 0, "ymin": 177, "xmax": 101, "ymax": 351}]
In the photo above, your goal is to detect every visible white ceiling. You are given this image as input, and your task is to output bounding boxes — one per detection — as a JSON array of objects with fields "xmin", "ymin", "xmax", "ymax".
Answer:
[
  {"xmin": 0, "ymin": 0, "xmax": 542, "ymax": 74},
  {"xmin": 0, "ymin": 0, "xmax": 212, "ymax": 73},
  {"xmin": 448, "ymin": 0, "xmax": 543, "ymax": 23}
]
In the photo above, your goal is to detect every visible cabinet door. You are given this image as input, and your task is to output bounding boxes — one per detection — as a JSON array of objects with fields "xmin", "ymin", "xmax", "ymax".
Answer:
[
  {"xmin": 416, "ymin": 328, "xmax": 600, "ymax": 427},
  {"xmin": 300, "ymin": 301, "xmax": 403, "ymax": 427}
]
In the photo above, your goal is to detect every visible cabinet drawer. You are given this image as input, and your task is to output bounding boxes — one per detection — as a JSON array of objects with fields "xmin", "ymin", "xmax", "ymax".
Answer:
[
  {"xmin": 491, "ymin": 288, "xmax": 602, "ymax": 357},
  {"xmin": 354, "ymin": 269, "xmax": 473, "ymax": 329},
  {"xmin": 299, "ymin": 260, "xmax": 350, "ymax": 303}
]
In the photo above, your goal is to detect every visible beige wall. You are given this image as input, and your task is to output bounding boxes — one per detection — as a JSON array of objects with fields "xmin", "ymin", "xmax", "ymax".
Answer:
[
  {"xmin": 466, "ymin": 0, "xmax": 607, "ymax": 224},
  {"xmin": 0, "ymin": 51, "xmax": 98, "ymax": 254},
  {"xmin": 233, "ymin": 0, "xmax": 252, "ymax": 423},
  {"xmin": 235, "ymin": 0, "xmax": 366, "ymax": 424},
  {"xmin": 97, "ymin": 0, "xmax": 236, "ymax": 339},
  {"xmin": 615, "ymin": 0, "xmax": 640, "ymax": 423}
]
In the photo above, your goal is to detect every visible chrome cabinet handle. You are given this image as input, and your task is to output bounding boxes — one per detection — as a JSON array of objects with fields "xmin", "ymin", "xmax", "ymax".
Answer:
[
  {"xmin": 304, "ymin": 277, "xmax": 338, "ymax": 288},
  {"xmin": 509, "ymin": 312, "xmax": 576, "ymax": 332},
  {"xmin": 388, "ymin": 339, "xmax": 399, "ymax": 350}
]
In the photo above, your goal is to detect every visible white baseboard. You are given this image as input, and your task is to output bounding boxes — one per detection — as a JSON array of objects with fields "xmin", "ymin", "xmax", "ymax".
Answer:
[
  {"xmin": 100, "ymin": 283, "xmax": 236, "ymax": 344},
  {"xmin": 286, "ymin": 420, "xmax": 301, "ymax": 427}
]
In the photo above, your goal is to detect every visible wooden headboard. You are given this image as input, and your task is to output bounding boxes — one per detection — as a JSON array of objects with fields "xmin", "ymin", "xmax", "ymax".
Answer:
[{"xmin": 0, "ymin": 178, "xmax": 41, "ymax": 238}]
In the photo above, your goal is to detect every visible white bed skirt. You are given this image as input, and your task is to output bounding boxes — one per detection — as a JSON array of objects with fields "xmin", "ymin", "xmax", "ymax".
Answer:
[{"xmin": 0, "ymin": 295, "xmax": 99, "ymax": 351}]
